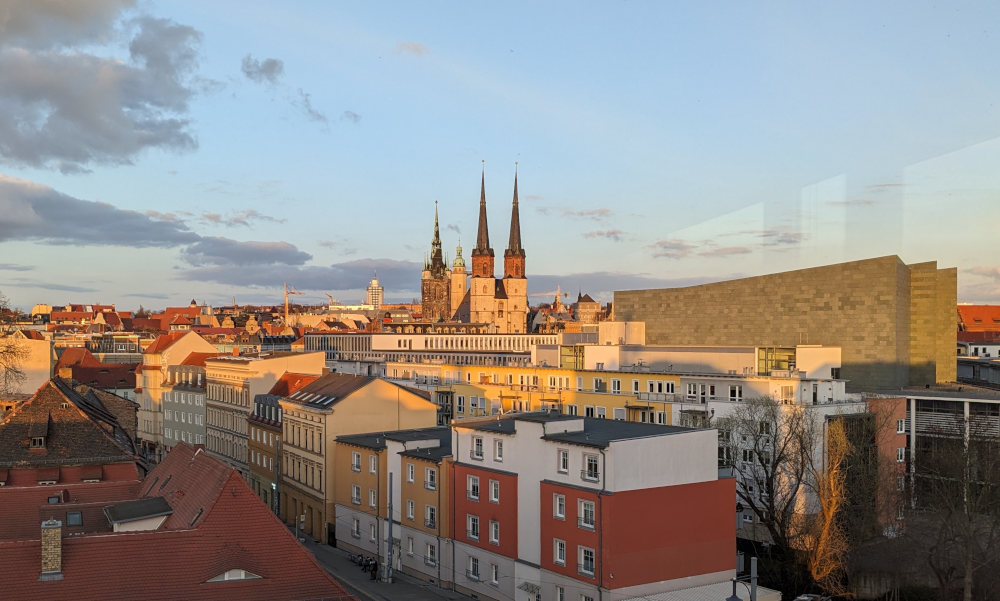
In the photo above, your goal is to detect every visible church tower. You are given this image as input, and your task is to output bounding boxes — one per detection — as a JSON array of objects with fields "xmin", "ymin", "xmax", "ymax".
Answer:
[
  {"xmin": 502, "ymin": 164, "xmax": 528, "ymax": 333},
  {"xmin": 470, "ymin": 163, "xmax": 496, "ymax": 326},
  {"xmin": 421, "ymin": 201, "xmax": 452, "ymax": 322},
  {"xmin": 450, "ymin": 239, "xmax": 468, "ymax": 319}
]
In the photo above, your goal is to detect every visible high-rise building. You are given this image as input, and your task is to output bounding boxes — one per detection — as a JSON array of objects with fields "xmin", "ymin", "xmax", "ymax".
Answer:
[{"xmin": 366, "ymin": 274, "xmax": 384, "ymax": 309}]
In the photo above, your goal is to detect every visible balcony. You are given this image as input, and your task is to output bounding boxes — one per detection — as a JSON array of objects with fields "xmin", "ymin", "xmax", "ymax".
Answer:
[
  {"xmin": 578, "ymin": 517, "xmax": 595, "ymax": 530},
  {"xmin": 581, "ymin": 469, "xmax": 600, "ymax": 482}
]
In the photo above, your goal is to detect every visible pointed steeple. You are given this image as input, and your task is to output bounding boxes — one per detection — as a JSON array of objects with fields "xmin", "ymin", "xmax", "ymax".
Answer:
[
  {"xmin": 505, "ymin": 162, "xmax": 524, "ymax": 257},
  {"xmin": 471, "ymin": 161, "xmax": 495, "ymax": 278},
  {"xmin": 428, "ymin": 201, "xmax": 447, "ymax": 278}
]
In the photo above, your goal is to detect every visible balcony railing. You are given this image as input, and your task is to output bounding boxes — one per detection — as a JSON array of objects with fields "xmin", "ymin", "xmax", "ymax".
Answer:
[
  {"xmin": 581, "ymin": 469, "xmax": 600, "ymax": 482},
  {"xmin": 578, "ymin": 517, "xmax": 595, "ymax": 530},
  {"xmin": 467, "ymin": 529, "xmax": 479, "ymax": 540},
  {"xmin": 467, "ymin": 491, "xmax": 479, "ymax": 501},
  {"xmin": 424, "ymin": 480, "xmax": 437, "ymax": 491},
  {"xmin": 578, "ymin": 563, "xmax": 595, "ymax": 577},
  {"xmin": 470, "ymin": 449, "xmax": 483, "ymax": 460},
  {"xmin": 425, "ymin": 518, "xmax": 436, "ymax": 529}
]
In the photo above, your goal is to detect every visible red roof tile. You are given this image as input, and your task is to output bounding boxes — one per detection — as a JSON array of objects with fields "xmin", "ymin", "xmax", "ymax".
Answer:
[
  {"xmin": 143, "ymin": 332, "xmax": 188, "ymax": 355},
  {"xmin": 958, "ymin": 305, "xmax": 1000, "ymax": 332},
  {"xmin": 180, "ymin": 352, "xmax": 224, "ymax": 367},
  {"xmin": 54, "ymin": 348, "xmax": 102, "ymax": 371},
  {"xmin": 267, "ymin": 372, "xmax": 320, "ymax": 397}
]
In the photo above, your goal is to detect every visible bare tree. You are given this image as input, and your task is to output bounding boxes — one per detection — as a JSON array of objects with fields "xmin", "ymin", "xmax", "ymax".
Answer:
[
  {"xmin": 0, "ymin": 291, "xmax": 28, "ymax": 396},
  {"xmin": 805, "ymin": 417, "xmax": 851, "ymax": 596}
]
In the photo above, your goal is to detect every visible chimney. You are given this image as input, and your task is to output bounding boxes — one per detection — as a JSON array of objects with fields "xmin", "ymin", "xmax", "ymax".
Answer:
[
  {"xmin": 58, "ymin": 366, "xmax": 73, "ymax": 379},
  {"xmin": 232, "ymin": 346, "xmax": 240, "ymax": 357},
  {"xmin": 39, "ymin": 519, "xmax": 63, "ymax": 580}
]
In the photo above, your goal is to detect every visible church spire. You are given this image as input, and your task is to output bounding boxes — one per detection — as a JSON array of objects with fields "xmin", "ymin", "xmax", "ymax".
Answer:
[
  {"xmin": 471, "ymin": 161, "xmax": 495, "ymax": 278},
  {"xmin": 504, "ymin": 163, "xmax": 526, "ymax": 278},
  {"xmin": 428, "ymin": 200, "xmax": 447, "ymax": 278}
]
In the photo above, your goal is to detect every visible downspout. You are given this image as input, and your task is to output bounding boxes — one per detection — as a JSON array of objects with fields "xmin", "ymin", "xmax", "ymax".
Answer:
[{"xmin": 599, "ymin": 447, "xmax": 607, "ymax": 601}]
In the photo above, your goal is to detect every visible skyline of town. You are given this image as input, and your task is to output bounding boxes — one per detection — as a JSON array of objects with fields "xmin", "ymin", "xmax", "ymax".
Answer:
[{"xmin": 2, "ymin": 1, "xmax": 1000, "ymax": 308}]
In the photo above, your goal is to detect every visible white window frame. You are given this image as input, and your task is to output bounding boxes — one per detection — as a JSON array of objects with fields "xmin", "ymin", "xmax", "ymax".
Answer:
[
  {"xmin": 467, "ymin": 514, "xmax": 480, "ymax": 540},
  {"xmin": 494, "ymin": 439, "xmax": 504, "ymax": 461},
  {"xmin": 489, "ymin": 520, "xmax": 500, "ymax": 545},
  {"xmin": 369, "ymin": 454, "xmax": 377, "ymax": 474},
  {"xmin": 489, "ymin": 479, "xmax": 500, "ymax": 503},
  {"xmin": 579, "ymin": 499, "xmax": 596, "ymax": 529},
  {"xmin": 554, "ymin": 493, "xmax": 566, "ymax": 519},
  {"xmin": 468, "ymin": 475, "xmax": 480, "ymax": 500},
  {"xmin": 369, "ymin": 488, "xmax": 377, "ymax": 508},
  {"xmin": 351, "ymin": 484, "xmax": 361, "ymax": 505},
  {"xmin": 558, "ymin": 449, "xmax": 569, "ymax": 473},
  {"xmin": 897, "ymin": 447, "xmax": 906, "ymax": 463},
  {"xmin": 407, "ymin": 463, "xmax": 415, "ymax": 482},
  {"xmin": 406, "ymin": 499, "xmax": 415, "ymax": 520},
  {"xmin": 351, "ymin": 452, "xmax": 361, "ymax": 472},
  {"xmin": 897, "ymin": 419, "xmax": 906, "ymax": 434},
  {"xmin": 578, "ymin": 545, "xmax": 595, "ymax": 576},
  {"xmin": 554, "ymin": 538, "xmax": 566, "ymax": 565}
]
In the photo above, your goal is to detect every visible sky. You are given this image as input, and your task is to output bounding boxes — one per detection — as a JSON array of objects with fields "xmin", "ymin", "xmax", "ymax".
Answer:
[{"xmin": 1, "ymin": 0, "xmax": 999, "ymax": 311}]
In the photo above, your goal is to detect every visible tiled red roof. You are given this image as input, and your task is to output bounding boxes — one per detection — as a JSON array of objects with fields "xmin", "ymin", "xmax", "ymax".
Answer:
[
  {"xmin": 70, "ymin": 364, "xmax": 138, "ymax": 389},
  {"xmin": 0, "ymin": 443, "xmax": 354, "ymax": 600},
  {"xmin": 0, "ymin": 480, "xmax": 142, "ymax": 539},
  {"xmin": 180, "ymin": 352, "xmax": 223, "ymax": 367},
  {"xmin": 170, "ymin": 314, "xmax": 193, "ymax": 325},
  {"xmin": 143, "ymin": 332, "xmax": 187, "ymax": 355},
  {"xmin": 959, "ymin": 331, "xmax": 1000, "ymax": 343},
  {"xmin": 267, "ymin": 372, "xmax": 320, "ymax": 397},
  {"xmin": 958, "ymin": 305, "xmax": 1000, "ymax": 332},
  {"xmin": 18, "ymin": 329, "xmax": 46, "ymax": 340},
  {"xmin": 54, "ymin": 348, "xmax": 102, "ymax": 371}
]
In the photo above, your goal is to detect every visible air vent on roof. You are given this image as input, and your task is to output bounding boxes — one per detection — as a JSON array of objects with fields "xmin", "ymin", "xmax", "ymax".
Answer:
[
  {"xmin": 189, "ymin": 508, "xmax": 203, "ymax": 526},
  {"xmin": 158, "ymin": 474, "xmax": 172, "ymax": 491}
]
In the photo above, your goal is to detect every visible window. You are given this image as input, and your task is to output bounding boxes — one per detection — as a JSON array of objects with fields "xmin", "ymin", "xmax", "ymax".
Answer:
[
  {"xmin": 579, "ymin": 500, "xmax": 596, "ymax": 529},
  {"xmin": 351, "ymin": 451, "xmax": 361, "ymax": 472},
  {"xmin": 407, "ymin": 536, "xmax": 414, "ymax": 556},
  {"xmin": 576, "ymin": 376, "xmax": 583, "ymax": 391},
  {"xmin": 742, "ymin": 449, "xmax": 755, "ymax": 463},
  {"xmin": 351, "ymin": 518, "xmax": 360, "ymax": 538},
  {"xmin": 425, "ymin": 505, "xmax": 437, "ymax": 528},
  {"xmin": 613, "ymin": 407, "xmax": 625, "ymax": 420},
  {"xmin": 554, "ymin": 493, "xmax": 566, "ymax": 518},
  {"xmin": 494, "ymin": 439, "xmax": 504, "ymax": 461},
  {"xmin": 425, "ymin": 467, "xmax": 437, "ymax": 490},
  {"xmin": 490, "ymin": 563, "xmax": 499, "ymax": 585},
  {"xmin": 407, "ymin": 499, "xmax": 415, "ymax": 520},
  {"xmin": 468, "ymin": 475, "xmax": 480, "ymax": 500},
  {"xmin": 351, "ymin": 484, "xmax": 361, "ymax": 505},
  {"xmin": 585, "ymin": 405, "xmax": 595, "ymax": 417},
  {"xmin": 556, "ymin": 586, "xmax": 565, "ymax": 601},
  {"xmin": 730, "ymin": 385, "xmax": 743, "ymax": 401},
  {"xmin": 467, "ymin": 514, "xmax": 480, "ymax": 539},
  {"xmin": 369, "ymin": 488, "xmax": 377, "ymax": 508},
  {"xmin": 66, "ymin": 511, "xmax": 83, "ymax": 526},
  {"xmin": 472, "ymin": 436, "xmax": 484, "ymax": 459},
  {"xmin": 407, "ymin": 463, "xmax": 415, "ymax": 482},
  {"xmin": 468, "ymin": 556, "xmax": 480, "ymax": 580},
  {"xmin": 632, "ymin": 379, "xmax": 640, "ymax": 393},
  {"xmin": 759, "ymin": 421, "xmax": 771, "ymax": 435},
  {"xmin": 595, "ymin": 406, "xmax": 606, "ymax": 419},
  {"xmin": 369, "ymin": 523, "xmax": 377, "ymax": 541},
  {"xmin": 578, "ymin": 546, "xmax": 595, "ymax": 576},
  {"xmin": 457, "ymin": 395, "xmax": 465, "ymax": 413},
  {"xmin": 426, "ymin": 543, "xmax": 437, "ymax": 566},
  {"xmin": 897, "ymin": 447, "xmax": 906, "ymax": 463},
  {"xmin": 897, "ymin": 419, "xmax": 906, "ymax": 434},
  {"xmin": 583, "ymin": 454, "xmax": 599, "ymax": 481},
  {"xmin": 558, "ymin": 449, "xmax": 569, "ymax": 473},
  {"xmin": 369, "ymin": 454, "xmax": 377, "ymax": 474},
  {"xmin": 489, "ymin": 520, "xmax": 500, "ymax": 544},
  {"xmin": 489, "ymin": 479, "xmax": 500, "ymax": 503},
  {"xmin": 566, "ymin": 404, "xmax": 578, "ymax": 416},
  {"xmin": 610, "ymin": 378, "xmax": 621, "ymax": 394},
  {"xmin": 554, "ymin": 538, "xmax": 566, "ymax": 565}
]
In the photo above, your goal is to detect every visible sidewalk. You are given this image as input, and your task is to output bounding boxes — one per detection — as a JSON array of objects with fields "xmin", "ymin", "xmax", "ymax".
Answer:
[{"xmin": 294, "ymin": 530, "xmax": 469, "ymax": 601}]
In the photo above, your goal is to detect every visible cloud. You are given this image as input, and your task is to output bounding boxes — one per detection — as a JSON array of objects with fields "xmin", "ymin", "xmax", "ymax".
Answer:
[
  {"xmin": 241, "ymin": 54, "xmax": 284, "ymax": 85},
  {"xmin": 649, "ymin": 239, "xmax": 696, "ymax": 259},
  {"xmin": 340, "ymin": 110, "xmax": 361, "ymax": 124},
  {"xmin": 4, "ymin": 277, "xmax": 97, "ymax": 293},
  {"xmin": 446, "ymin": 224, "xmax": 461, "ymax": 235},
  {"xmin": 182, "ymin": 258, "xmax": 421, "ymax": 292},
  {"xmin": 967, "ymin": 266, "xmax": 1000, "ymax": 281},
  {"xmin": 0, "ymin": 263, "xmax": 34, "ymax": 271},
  {"xmin": 698, "ymin": 246, "xmax": 752, "ymax": 258},
  {"xmin": 529, "ymin": 272, "xmax": 722, "ymax": 302},
  {"xmin": 536, "ymin": 206, "xmax": 612, "ymax": 221},
  {"xmin": 0, "ymin": 7, "xmax": 203, "ymax": 172},
  {"xmin": 180, "ymin": 237, "xmax": 311, "ymax": 267},
  {"xmin": 827, "ymin": 199, "xmax": 875, "ymax": 206},
  {"xmin": 199, "ymin": 209, "xmax": 285, "ymax": 227},
  {"xmin": 582, "ymin": 229, "xmax": 624, "ymax": 242},
  {"xmin": 395, "ymin": 41, "xmax": 429, "ymax": 56},
  {"xmin": 296, "ymin": 88, "xmax": 327, "ymax": 123},
  {"xmin": 123, "ymin": 292, "xmax": 170, "ymax": 299},
  {"xmin": 0, "ymin": 175, "xmax": 200, "ymax": 247}
]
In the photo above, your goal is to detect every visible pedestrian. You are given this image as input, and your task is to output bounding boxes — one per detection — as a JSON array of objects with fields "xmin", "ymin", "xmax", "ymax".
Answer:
[{"xmin": 370, "ymin": 559, "xmax": 378, "ymax": 580}]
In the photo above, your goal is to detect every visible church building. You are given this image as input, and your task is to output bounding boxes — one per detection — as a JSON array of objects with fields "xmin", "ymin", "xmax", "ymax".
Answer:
[{"xmin": 420, "ymin": 166, "xmax": 528, "ymax": 334}]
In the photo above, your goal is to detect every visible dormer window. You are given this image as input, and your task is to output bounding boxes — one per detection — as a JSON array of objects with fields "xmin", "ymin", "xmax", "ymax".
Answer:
[
  {"xmin": 30, "ymin": 437, "xmax": 45, "ymax": 449},
  {"xmin": 206, "ymin": 569, "xmax": 262, "ymax": 582}
]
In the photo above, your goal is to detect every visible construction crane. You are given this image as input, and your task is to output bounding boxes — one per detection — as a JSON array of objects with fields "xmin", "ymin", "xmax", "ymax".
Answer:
[
  {"xmin": 283, "ymin": 282, "xmax": 304, "ymax": 325},
  {"xmin": 529, "ymin": 285, "xmax": 569, "ymax": 311}
]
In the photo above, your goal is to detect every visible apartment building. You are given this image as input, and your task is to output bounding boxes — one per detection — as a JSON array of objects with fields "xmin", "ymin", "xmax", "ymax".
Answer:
[
  {"xmin": 204, "ymin": 351, "xmax": 324, "ymax": 476},
  {"xmin": 333, "ymin": 426, "xmax": 453, "ymax": 584},
  {"xmin": 448, "ymin": 413, "xmax": 734, "ymax": 601},
  {"xmin": 136, "ymin": 331, "xmax": 217, "ymax": 462},
  {"xmin": 278, "ymin": 373, "xmax": 438, "ymax": 543},
  {"xmin": 161, "ymin": 352, "xmax": 219, "ymax": 451}
]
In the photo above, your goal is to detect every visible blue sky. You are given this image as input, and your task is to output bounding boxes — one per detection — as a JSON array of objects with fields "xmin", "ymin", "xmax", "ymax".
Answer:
[{"xmin": 1, "ymin": 1, "xmax": 999, "ymax": 310}]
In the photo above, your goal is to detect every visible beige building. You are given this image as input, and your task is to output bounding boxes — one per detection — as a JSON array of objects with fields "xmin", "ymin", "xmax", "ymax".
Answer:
[
  {"xmin": 204, "ymin": 351, "xmax": 324, "ymax": 475},
  {"xmin": 278, "ymin": 373, "xmax": 438, "ymax": 543},
  {"xmin": 614, "ymin": 255, "xmax": 956, "ymax": 391},
  {"xmin": 137, "ymin": 331, "xmax": 217, "ymax": 461},
  {"xmin": 5, "ymin": 330, "xmax": 55, "ymax": 396}
]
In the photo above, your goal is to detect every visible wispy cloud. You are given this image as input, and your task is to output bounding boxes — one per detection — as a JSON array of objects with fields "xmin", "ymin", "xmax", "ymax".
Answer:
[
  {"xmin": 649, "ymin": 239, "xmax": 696, "ymax": 259},
  {"xmin": 340, "ymin": 110, "xmax": 361, "ymax": 124},
  {"xmin": 699, "ymin": 246, "xmax": 751, "ymax": 258},
  {"xmin": 296, "ymin": 88, "xmax": 328, "ymax": 123},
  {"xmin": 396, "ymin": 41, "xmax": 429, "ymax": 56},
  {"xmin": 240, "ymin": 54, "xmax": 284, "ymax": 85},
  {"xmin": 967, "ymin": 266, "xmax": 1000, "ymax": 281},
  {"xmin": 0, "ymin": 263, "xmax": 33, "ymax": 272},
  {"xmin": 827, "ymin": 199, "xmax": 875, "ymax": 206},
  {"xmin": 583, "ymin": 229, "xmax": 624, "ymax": 242},
  {"xmin": 536, "ymin": 206, "xmax": 612, "ymax": 221},
  {"xmin": 446, "ymin": 224, "xmax": 461, "ymax": 235},
  {"xmin": 199, "ymin": 209, "xmax": 285, "ymax": 227}
]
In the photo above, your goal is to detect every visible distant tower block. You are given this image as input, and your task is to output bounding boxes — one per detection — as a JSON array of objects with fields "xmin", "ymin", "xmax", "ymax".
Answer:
[{"xmin": 366, "ymin": 274, "xmax": 383, "ymax": 309}]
